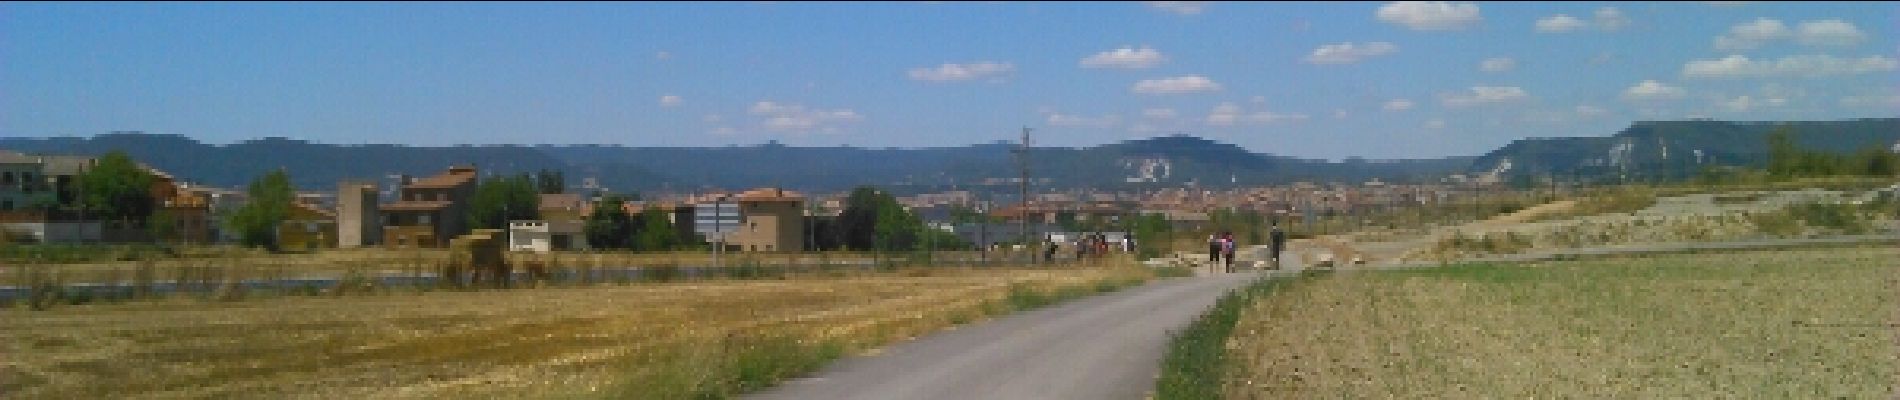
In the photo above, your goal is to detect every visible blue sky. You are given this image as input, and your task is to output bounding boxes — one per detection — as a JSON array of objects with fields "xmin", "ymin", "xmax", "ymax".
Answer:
[{"xmin": 3, "ymin": 1, "xmax": 1895, "ymax": 160}]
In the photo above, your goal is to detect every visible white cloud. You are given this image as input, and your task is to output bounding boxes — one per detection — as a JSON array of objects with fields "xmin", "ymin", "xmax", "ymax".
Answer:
[
  {"xmin": 1204, "ymin": 102, "xmax": 1308, "ymax": 126},
  {"xmin": 1535, "ymin": 14, "xmax": 1587, "ymax": 32},
  {"xmin": 1594, "ymin": 7, "xmax": 1630, "ymax": 31},
  {"xmin": 1704, "ymin": 2, "xmax": 1753, "ymax": 6},
  {"xmin": 1425, "ymin": 118, "xmax": 1447, "ymax": 130},
  {"xmin": 1333, "ymin": 109, "xmax": 1349, "ymax": 119},
  {"xmin": 702, "ymin": 114, "xmax": 723, "ymax": 123},
  {"xmin": 1376, "ymin": 2, "xmax": 1482, "ymax": 31},
  {"xmin": 1439, "ymin": 86, "xmax": 1529, "ymax": 107},
  {"xmin": 1045, "ymin": 111, "xmax": 1121, "ymax": 128},
  {"xmin": 1142, "ymin": 108, "xmax": 1179, "ymax": 119},
  {"xmin": 1840, "ymin": 93, "xmax": 1900, "ymax": 109},
  {"xmin": 1622, "ymin": 80, "xmax": 1686, "ymax": 100},
  {"xmin": 1683, "ymin": 54, "xmax": 1899, "ymax": 79},
  {"xmin": 709, "ymin": 127, "xmax": 738, "ymax": 136},
  {"xmin": 1132, "ymin": 75, "xmax": 1222, "ymax": 94},
  {"xmin": 1535, "ymin": 9, "xmax": 1636, "ymax": 33},
  {"xmin": 656, "ymin": 51, "xmax": 672, "ymax": 60},
  {"xmin": 907, "ymin": 61, "xmax": 1015, "ymax": 82},
  {"xmin": 1479, "ymin": 57, "xmax": 1516, "ymax": 72},
  {"xmin": 1797, "ymin": 20, "xmax": 1867, "ymax": 47},
  {"xmin": 659, "ymin": 95, "xmax": 682, "ymax": 107},
  {"xmin": 1714, "ymin": 18, "xmax": 1791, "ymax": 50},
  {"xmin": 747, "ymin": 101, "xmax": 864, "ymax": 133},
  {"xmin": 1304, "ymin": 42, "xmax": 1398, "ymax": 64},
  {"xmin": 1716, "ymin": 19, "xmax": 1869, "ymax": 50},
  {"xmin": 1383, "ymin": 99, "xmax": 1415, "ymax": 111},
  {"xmin": 1081, "ymin": 46, "xmax": 1167, "ymax": 69},
  {"xmin": 1575, "ymin": 105, "xmax": 1608, "ymax": 118},
  {"xmin": 1146, "ymin": 1, "xmax": 1208, "ymax": 15},
  {"xmin": 1720, "ymin": 95, "xmax": 1785, "ymax": 112}
]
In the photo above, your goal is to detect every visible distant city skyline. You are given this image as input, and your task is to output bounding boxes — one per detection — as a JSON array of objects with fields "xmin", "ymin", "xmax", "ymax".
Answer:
[{"xmin": 3, "ymin": 2, "xmax": 1896, "ymax": 160}]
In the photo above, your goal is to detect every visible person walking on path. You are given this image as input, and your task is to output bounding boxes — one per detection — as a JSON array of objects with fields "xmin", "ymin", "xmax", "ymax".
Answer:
[
  {"xmin": 1269, "ymin": 223, "xmax": 1287, "ymax": 270},
  {"xmin": 1207, "ymin": 234, "xmax": 1221, "ymax": 266},
  {"xmin": 1220, "ymin": 231, "xmax": 1237, "ymax": 273}
]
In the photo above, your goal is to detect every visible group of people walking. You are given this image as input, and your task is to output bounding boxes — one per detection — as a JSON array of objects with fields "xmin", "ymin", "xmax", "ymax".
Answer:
[
  {"xmin": 1208, "ymin": 224, "xmax": 1289, "ymax": 273},
  {"xmin": 1042, "ymin": 232, "xmax": 1135, "ymax": 262}
]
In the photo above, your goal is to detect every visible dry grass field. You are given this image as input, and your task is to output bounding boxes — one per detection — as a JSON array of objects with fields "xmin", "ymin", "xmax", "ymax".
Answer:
[
  {"xmin": 1, "ymin": 262, "xmax": 1156, "ymax": 399},
  {"xmin": 1224, "ymin": 246, "xmax": 1898, "ymax": 398}
]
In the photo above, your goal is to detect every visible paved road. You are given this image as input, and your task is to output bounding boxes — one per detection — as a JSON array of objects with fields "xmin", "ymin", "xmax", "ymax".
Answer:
[{"xmin": 747, "ymin": 267, "xmax": 1281, "ymax": 400}]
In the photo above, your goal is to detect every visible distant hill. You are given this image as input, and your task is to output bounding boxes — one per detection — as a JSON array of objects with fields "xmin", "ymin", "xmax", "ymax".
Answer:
[
  {"xmin": 0, "ymin": 133, "xmax": 571, "ymax": 190},
  {"xmin": 1, "ymin": 133, "xmax": 1476, "ymax": 193},
  {"xmin": 1469, "ymin": 118, "xmax": 1900, "ymax": 182}
]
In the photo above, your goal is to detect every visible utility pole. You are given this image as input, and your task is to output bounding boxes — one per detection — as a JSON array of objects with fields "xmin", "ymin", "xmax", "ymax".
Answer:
[{"xmin": 1014, "ymin": 126, "xmax": 1033, "ymax": 263}]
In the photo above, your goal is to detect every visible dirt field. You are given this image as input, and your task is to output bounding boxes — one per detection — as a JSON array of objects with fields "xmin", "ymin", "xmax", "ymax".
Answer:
[
  {"xmin": 1223, "ymin": 247, "xmax": 1898, "ymax": 398},
  {"xmin": 0, "ymin": 263, "xmax": 1153, "ymax": 399}
]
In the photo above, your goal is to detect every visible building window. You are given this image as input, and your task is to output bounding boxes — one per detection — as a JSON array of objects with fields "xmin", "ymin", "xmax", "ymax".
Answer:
[
  {"xmin": 1, "ymin": 200, "xmax": 10, "ymax": 210},
  {"xmin": 1, "ymin": 171, "xmax": 11, "ymax": 185},
  {"xmin": 418, "ymin": 214, "xmax": 431, "ymax": 225}
]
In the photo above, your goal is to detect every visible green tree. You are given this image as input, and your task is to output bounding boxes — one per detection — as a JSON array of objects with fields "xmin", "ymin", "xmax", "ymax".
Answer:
[
  {"xmin": 838, "ymin": 187, "xmax": 885, "ymax": 250},
  {"xmin": 76, "ymin": 151, "xmax": 156, "ymax": 223},
  {"xmin": 228, "ymin": 169, "xmax": 294, "ymax": 250},
  {"xmin": 468, "ymin": 174, "xmax": 540, "ymax": 230},
  {"xmin": 873, "ymin": 202, "xmax": 920, "ymax": 253},
  {"xmin": 584, "ymin": 195, "xmax": 634, "ymax": 249},
  {"xmin": 536, "ymin": 169, "xmax": 565, "ymax": 194},
  {"xmin": 634, "ymin": 206, "xmax": 682, "ymax": 251}
]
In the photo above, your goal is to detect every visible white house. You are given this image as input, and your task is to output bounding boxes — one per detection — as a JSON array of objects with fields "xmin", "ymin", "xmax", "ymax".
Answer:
[{"xmin": 508, "ymin": 219, "xmax": 587, "ymax": 252}]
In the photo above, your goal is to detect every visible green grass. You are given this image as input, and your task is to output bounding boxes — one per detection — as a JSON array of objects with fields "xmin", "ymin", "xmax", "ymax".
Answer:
[{"xmin": 1154, "ymin": 272, "xmax": 1318, "ymax": 400}]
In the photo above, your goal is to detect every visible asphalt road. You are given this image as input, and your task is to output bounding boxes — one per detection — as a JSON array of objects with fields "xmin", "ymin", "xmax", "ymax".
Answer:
[{"xmin": 746, "ymin": 263, "xmax": 1282, "ymax": 400}]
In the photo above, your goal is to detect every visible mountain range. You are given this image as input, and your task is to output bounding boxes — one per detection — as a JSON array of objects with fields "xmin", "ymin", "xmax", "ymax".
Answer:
[{"xmin": 3, "ymin": 118, "xmax": 1895, "ymax": 195}]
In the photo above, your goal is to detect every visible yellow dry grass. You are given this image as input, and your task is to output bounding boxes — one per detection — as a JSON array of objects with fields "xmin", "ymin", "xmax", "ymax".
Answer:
[
  {"xmin": 0, "ymin": 263, "xmax": 1152, "ymax": 399},
  {"xmin": 1224, "ymin": 247, "xmax": 1898, "ymax": 398}
]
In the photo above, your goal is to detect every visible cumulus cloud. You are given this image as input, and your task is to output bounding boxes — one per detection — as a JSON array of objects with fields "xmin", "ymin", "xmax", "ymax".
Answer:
[
  {"xmin": 1714, "ymin": 18, "xmax": 1791, "ymax": 50},
  {"xmin": 1535, "ymin": 15, "xmax": 1587, "ymax": 32},
  {"xmin": 1575, "ymin": 105, "xmax": 1608, "ymax": 118},
  {"xmin": 1594, "ymin": 7, "xmax": 1631, "ymax": 31},
  {"xmin": 1142, "ymin": 108, "xmax": 1179, "ymax": 119},
  {"xmin": 747, "ymin": 101, "xmax": 864, "ymax": 133},
  {"xmin": 1540, "ymin": 8, "xmax": 1630, "ymax": 33},
  {"xmin": 1383, "ymin": 99, "xmax": 1415, "ymax": 111},
  {"xmin": 907, "ymin": 61, "xmax": 1015, "ymax": 82},
  {"xmin": 1720, "ymin": 95, "xmax": 1786, "ymax": 112},
  {"xmin": 1304, "ymin": 42, "xmax": 1398, "ymax": 64},
  {"xmin": 1425, "ymin": 118, "xmax": 1447, "ymax": 130},
  {"xmin": 1683, "ymin": 54, "xmax": 1899, "ymax": 79},
  {"xmin": 656, "ymin": 51, "xmax": 673, "ymax": 60},
  {"xmin": 1044, "ymin": 111, "xmax": 1122, "ymax": 128},
  {"xmin": 659, "ymin": 95, "xmax": 682, "ymax": 107},
  {"xmin": 1480, "ymin": 57, "xmax": 1516, "ymax": 72},
  {"xmin": 1132, "ymin": 75, "xmax": 1222, "ymax": 94},
  {"xmin": 1204, "ymin": 102, "xmax": 1308, "ymax": 126},
  {"xmin": 1840, "ymin": 93, "xmax": 1900, "ymax": 109},
  {"xmin": 1439, "ymin": 86, "xmax": 1529, "ymax": 107},
  {"xmin": 1622, "ymin": 80, "xmax": 1686, "ymax": 100},
  {"xmin": 1081, "ymin": 46, "xmax": 1167, "ymax": 69},
  {"xmin": 1797, "ymin": 20, "xmax": 1868, "ymax": 47},
  {"xmin": 1716, "ymin": 19, "xmax": 1869, "ymax": 50},
  {"xmin": 1146, "ymin": 1, "xmax": 1208, "ymax": 15},
  {"xmin": 1376, "ymin": 1, "xmax": 1482, "ymax": 31}
]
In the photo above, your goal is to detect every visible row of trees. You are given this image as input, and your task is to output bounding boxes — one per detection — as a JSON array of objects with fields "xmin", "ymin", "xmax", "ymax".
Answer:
[
  {"xmin": 1765, "ymin": 129, "xmax": 1899, "ymax": 179},
  {"xmin": 582, "ymin": 195, "xmax": 691, "ymax": 251}
]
